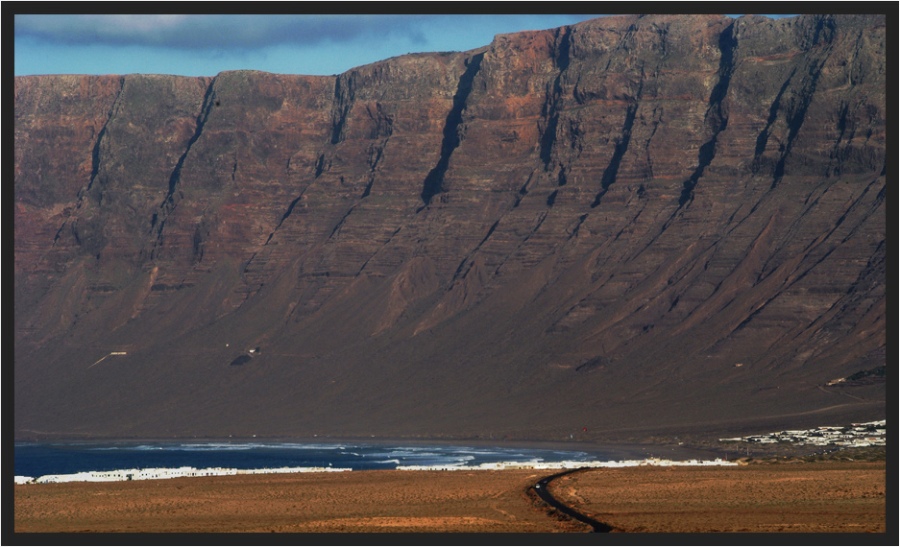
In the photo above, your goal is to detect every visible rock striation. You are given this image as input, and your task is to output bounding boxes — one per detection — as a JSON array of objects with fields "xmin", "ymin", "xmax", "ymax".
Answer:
[{"xmin": 14, "ymin": 14, "xmax": 885, "ymax": 441}]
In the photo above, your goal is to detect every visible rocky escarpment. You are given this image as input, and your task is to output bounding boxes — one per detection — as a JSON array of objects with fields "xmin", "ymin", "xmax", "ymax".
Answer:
[{"xmin": 15, "ymin": 14, "xmax": 885, "ymax": 441}]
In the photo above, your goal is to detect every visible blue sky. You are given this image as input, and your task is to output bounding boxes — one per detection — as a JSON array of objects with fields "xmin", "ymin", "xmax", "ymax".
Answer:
[
  {"xmin": 14, "ymin": 14, "xmax": 611, "ymax": 77},
  {"xmin": 13, "ymin": 13, "xmax": 800, "ymax": 78}
]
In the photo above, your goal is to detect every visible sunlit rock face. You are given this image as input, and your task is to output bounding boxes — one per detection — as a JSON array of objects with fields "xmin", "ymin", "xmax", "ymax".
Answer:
[{"xmin": 14, "ymin": 14, "xmax": 885, "ymax": 441}]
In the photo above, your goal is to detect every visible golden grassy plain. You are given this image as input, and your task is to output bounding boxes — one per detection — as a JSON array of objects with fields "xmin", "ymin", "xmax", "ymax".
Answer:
[{"xmin": 14, "ymin": 462, "xmax": 886, "ymax": 534}]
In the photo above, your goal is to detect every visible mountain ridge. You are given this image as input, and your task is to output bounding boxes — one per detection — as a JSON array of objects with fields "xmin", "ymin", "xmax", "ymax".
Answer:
[{"xmin": 14, "ymin": 14, "xmax": 885, "ymax": 442}]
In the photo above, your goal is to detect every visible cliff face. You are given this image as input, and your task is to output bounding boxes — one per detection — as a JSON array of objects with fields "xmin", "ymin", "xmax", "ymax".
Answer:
[{"xmin": 14, "ymin": 14, "xmax": 885, "ymax": 441}]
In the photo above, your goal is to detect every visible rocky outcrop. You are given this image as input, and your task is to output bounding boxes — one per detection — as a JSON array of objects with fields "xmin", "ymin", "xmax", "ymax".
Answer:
[{"xmin": 14, "ymin": 14, "xmax": 885, "ymax": 441}]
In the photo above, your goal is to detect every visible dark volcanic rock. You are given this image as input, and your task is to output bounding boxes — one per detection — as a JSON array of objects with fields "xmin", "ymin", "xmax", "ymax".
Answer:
[{"xmin": 14, "ymin": 14, "xmax": 885, "ymax": 442}]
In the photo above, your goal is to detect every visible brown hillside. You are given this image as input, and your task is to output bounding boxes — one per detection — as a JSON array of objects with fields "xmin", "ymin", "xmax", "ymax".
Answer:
[{"xmin": 14, "ymin": 14, "xmax": 885, "ymax": 441}]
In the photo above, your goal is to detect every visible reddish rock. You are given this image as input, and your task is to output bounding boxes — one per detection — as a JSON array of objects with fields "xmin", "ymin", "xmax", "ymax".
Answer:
[{"xmin": 14, "ymin": 14, "xmax": 885, "ymax": 441}]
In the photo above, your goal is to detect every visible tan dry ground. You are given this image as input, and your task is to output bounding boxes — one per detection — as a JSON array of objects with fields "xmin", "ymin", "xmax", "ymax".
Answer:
[
  {"xmin": 14, "ymin": 469, "xmax": 574, "ymax": 533},
  {"xmin": 550, "ymin": 462, "xmax": 886, "ymax": 533},
  {"xmin": 15, "ymin": 462, "xmax": 886, "ymax": 533}
]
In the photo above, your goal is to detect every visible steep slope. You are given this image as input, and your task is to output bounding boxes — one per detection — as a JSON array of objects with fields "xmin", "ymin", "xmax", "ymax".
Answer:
[{"xmin": 14, "ymin": 14, "xmax": 885, "ymax": 441}]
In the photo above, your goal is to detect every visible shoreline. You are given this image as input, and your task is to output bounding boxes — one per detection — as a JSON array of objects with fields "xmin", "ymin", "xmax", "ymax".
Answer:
[
  {"xmin": 17, "ymin": 422, "xmax": 883, "ymax": 485},
  {"xmin": 14, "ymin": 438, "xmax": 728, "ymax": 486},
  {"xmin": 13, "ymin": 435, "xmax": 718, "ymax": 460}
]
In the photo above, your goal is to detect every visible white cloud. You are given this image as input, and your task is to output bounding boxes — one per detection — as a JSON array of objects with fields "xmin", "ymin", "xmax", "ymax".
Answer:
[{"xmin": 14, "ymin": 15, "xmax": 438, "ymax": 51}]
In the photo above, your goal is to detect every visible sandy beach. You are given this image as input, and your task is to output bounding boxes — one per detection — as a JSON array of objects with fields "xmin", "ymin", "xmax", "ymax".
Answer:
[{"xmin": 14, "ymin": 461, "xmax": 885, "ymax": 534}]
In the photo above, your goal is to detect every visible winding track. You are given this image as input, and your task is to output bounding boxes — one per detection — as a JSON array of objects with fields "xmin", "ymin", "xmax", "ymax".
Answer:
[{"xmin": 532, "ymin": 468, "xmax": 613, "ymax": 533}]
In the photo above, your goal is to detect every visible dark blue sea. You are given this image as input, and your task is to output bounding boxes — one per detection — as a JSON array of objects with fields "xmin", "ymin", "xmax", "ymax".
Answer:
[{"xmin": 14, "ymin": 441, "xmax": 607, "ymax": 478}]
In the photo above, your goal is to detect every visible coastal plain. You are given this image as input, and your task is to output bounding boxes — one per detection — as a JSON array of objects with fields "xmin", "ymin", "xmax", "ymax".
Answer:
[{"xmin": 14, "ymin": 462, "xmax": 885, "ymax": 533}]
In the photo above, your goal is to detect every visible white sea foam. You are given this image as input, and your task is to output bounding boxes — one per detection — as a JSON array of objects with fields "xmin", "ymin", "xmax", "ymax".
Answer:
[
  {"xmin": 21, "ymin": 465, "xmax": 352, "ymax": 484},
  {"xmin": 17, "ymin": 456, "xmax": 738, "ymax": 484},
  {"xmin": 397, "ymin": 457, "xmax": 739, "ymax": 471}
]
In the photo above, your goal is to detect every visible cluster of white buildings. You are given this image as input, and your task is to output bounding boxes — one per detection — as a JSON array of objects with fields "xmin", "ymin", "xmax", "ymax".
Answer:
[
  {"xmin": 719, "ymin": 420, "xmax": 886, "ymax": 448},
  {"xmin": 14, "ymin": 465, "xmax": 351, "ymax": 485}
]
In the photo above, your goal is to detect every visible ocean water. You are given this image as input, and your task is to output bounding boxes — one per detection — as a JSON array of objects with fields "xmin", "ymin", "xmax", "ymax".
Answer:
[{"xmin": 14, "ymin": 441, "xmax": 605, "ymax": 478}]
